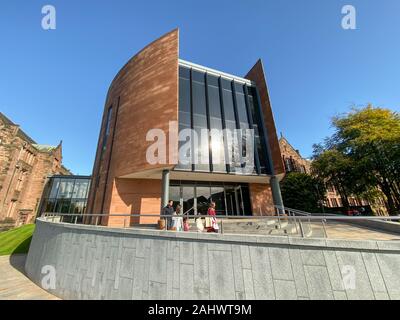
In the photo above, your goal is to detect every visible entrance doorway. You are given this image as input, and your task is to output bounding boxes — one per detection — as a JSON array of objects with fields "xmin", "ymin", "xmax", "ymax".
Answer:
[{"xmin": 169, "ymin": 181, "xmax": 252, "ymax": 216}]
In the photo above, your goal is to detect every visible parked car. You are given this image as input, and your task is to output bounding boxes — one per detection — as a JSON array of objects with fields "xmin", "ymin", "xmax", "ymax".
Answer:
[{"xmin": 346, "ymin": 209, "xmax": 361, "ymax": 216}]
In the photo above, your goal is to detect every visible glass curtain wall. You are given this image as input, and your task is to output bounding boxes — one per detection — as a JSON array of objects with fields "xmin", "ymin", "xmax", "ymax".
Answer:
[
  {"xmin": 38, "ymin": 176, "xmax": 91, "ymax": 221},
  {"xmin": 177, "ymin": 64, "xmax": 271, "ymax": 175}
]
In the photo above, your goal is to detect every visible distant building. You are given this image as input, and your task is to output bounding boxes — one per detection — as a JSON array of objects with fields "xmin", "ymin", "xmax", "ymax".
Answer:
[
  {"xmin": 279, "ymin": 135, "xmax": 311, "ymax": 174},
  {"xmin": 0, "ymin": 112, "xmax": 71, "ymax": 225},
  {"xmin": 278, "ymin": 135, "xmax": 387, "ymax": 215}
]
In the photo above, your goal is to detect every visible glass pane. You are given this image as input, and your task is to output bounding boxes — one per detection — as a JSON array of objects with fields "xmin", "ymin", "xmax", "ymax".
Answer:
[
  {"xmin": 72, "ymin": 180, "xmax": 90, "ymax": 198},
  {"xmin": 54, "ymin": 199, "xmax": 71, "ymax": 213},
  {"xmin": 70, "ymin": 200, "xmax": 86, "ymax": 214},
  {"xmin": 210, "ymin": 187, "xmax": 225, "ymax": 215},
  {"xmin": 57, "ymin": 179, "xmax": 74, "ymax": 199},
  {"xmin": 246, "ymin": 86, "xmax": 270, "ymax": 174},
  {"xmin": 196, "ymin": 186, "xmax": 211, "ymax": 215},
  {"xmin": 192, "ymin": 71, "xmax": 209, "ymax": 172},
  {"xmin": 241, "ymin": 186, "xmax": 252, "ymax": 216},
  {"xmin": 179, "ymin": 77, "xmax": 191, "ymax": 117},
  {"xmin": 45, "ymin": 199, "xmax": 56, "ymax": 212},
  {"xmin": 179, "ymin": 66, "xmax": 190, "ymax": 80},
  {"xmin": 182, "ymin": 186, "xmax": 195, "ymax": 215},
  {"xmin": 177, "ymin": 74, "xmax": 192, "ymax": 171},
  {"xmin": 49, "ymin": 178, "xmax": 60, "ymax": 198},
  {"xmin": 207, "ymin": 75, "xmax": 226, "ymax": 173},
  {"xmin": 169, "ymin": 186, "xmax": 181, "ymax": 210}
]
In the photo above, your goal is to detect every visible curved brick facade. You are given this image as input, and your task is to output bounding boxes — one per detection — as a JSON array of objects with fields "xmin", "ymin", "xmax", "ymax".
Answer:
[
  {"xmin": 87, "ymin": 29, "xmax": 285, "ymax": 226},
  {"xmin": 87, "ymin": 29, "xmax": 179, "ymax": 225}
]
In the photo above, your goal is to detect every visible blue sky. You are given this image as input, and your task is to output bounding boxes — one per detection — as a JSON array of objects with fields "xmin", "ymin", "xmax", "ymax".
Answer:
[{"xmin": 1, "ymin": 0, "xmax": 399, "ymax": 175}]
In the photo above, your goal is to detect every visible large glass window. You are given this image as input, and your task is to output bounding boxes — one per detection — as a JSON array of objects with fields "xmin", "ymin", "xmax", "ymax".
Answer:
[
  {"xmin": 210, "ymin": 187, "xmax": 226, "ymax": 215},
  {"xmin": 57, "ymin": 180, "xmax": 74, "ymax": 199},
  {"xmin": 196, "ymin": 186, "xmax": 211, "ymax": 215},
  {"xmin": 177, "ymin": 67, "xmax": 192, "ymax": 171},
  {"xmin": 247, "ymin": 86, "xmax": 270, "ymax": 174},
  {"xmin": 38, "ymin": 176, "xmax": 91, "ymax": 218},
  {"xmin": 182, "ymin": 185, "xmax": 195, "ymax": 215},
  {"xmin": 192, "ymin": 70, "xmax": 209, "ymax": 172},
  {"xmin": 177, "ymin": 64, "xmax": 272, "ymax": 176},
  {"xmin": 72, "ymin": 179, "xmax": 90, "ymax": 199},
  {"xmin": 207, "ymin": 74, "xmax": 226, "ymax": 172},
  {"xmin": 102, "ymin": 106, "xmax": 113, "ymax": 152}
]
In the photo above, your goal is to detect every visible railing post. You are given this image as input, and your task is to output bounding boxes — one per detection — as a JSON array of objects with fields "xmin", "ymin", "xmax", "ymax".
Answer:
[
  {"xmin": 321, "ymin": 219, "xmax": 328, "ymax": 238},
  {"xmin": 299, "ymin": 220, "xmax": 305, "ymax": 238}
]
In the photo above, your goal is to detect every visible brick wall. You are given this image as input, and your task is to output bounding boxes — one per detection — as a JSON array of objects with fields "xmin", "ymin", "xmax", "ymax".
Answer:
[
  {"xmin": 249, "ymin": 183, "xmax": 275, "ymax": 216},
  {"xmin": 245, "ymin": 60, "xmax": 285, "ymax": 176},
  {"xmin": 87, "ymin": 29, "xmax": 179, "ymax": 226},
  {"xmin": 0, "ymin": 113, "xmax": 71, "ymax": 225}
]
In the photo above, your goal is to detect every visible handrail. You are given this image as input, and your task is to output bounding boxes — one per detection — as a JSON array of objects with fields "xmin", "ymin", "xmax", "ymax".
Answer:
[
  {"xmin": 41, "ymin": 212, "xmax": 400, "ymax": 221},
  {"xmin": 41, "ymin": 212, "xmax": 400, "ymax": 240}
]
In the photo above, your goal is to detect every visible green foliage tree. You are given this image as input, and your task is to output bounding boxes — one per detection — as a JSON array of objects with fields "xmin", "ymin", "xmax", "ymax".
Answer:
[
  {"xmin": 312, "ymin": 105, "xmax": 400, "ymax": 215},
  {"xmin": 280, "ymin": 172, "xmax": 325, "ymax": 213}
]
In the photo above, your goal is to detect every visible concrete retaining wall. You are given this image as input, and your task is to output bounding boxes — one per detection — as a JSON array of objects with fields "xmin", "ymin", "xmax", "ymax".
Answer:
[{"xmin": 25, "ymin": 218, "xmax": 400, "ymax": 300}]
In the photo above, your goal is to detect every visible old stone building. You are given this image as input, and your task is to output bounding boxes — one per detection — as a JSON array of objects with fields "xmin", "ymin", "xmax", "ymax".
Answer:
[
  {"xmin": 279, "ymin": 135, "xmax": 387, "ymax": 215},
  {"xmin": 0, "ymin": 112, "xmax": 70, "ymax": 225},
  {"xmin": 279, "ymin": 135, "xmax": 311, "ymax": 174}
]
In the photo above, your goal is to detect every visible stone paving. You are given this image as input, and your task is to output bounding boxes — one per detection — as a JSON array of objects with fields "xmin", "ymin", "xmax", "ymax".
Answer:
[
  {"xmin": 0, "ymin": 254, "xmax": 59, "ymax": 300},
  {"xmin": 310, "ymin": 221, "xmax": 400, "ymax": 240}
]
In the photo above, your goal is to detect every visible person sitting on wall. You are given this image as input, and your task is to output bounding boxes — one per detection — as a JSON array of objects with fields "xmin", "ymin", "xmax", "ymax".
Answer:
[{"xmin": 161, "ymin": 200, "xmax": 174, "ymax": 230}]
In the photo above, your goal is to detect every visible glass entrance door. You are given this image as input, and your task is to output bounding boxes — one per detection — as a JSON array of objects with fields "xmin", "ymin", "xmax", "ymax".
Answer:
[
  {"xmin": 225, "ymin": 186, "xmax": 240, "ymax": 216},
  {"xmin": 169, "ymin": 181, "xmax": 251, "ymax": 216}
]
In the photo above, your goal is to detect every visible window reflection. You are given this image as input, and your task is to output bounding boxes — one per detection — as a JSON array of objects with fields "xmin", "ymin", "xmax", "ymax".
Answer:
[
  {"xmin": 38, "ymin": 176, "xmax": 91, "ymax": 218},
  {"xmin": 177, "ymin": 65, "xmax": 271, "ymax": 176},
  {"xmin": 170, "ymin": 181, "xmax": 251, "ymax": 216}
]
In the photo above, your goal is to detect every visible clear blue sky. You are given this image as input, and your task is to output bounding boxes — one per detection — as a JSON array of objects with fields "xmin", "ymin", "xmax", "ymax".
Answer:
[{"xmin": 1, "ymin": 0, "xmax": 399, "ymax": 175}]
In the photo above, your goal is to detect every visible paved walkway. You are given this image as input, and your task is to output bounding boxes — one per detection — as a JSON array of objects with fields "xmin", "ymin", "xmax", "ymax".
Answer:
[
  {"xmin": 310, "ymin": 221, "xmax": 400, "ymax": 240},
  {"xmin": 0, "ymin": 254, "xmax": 59, "ymax": 300}
]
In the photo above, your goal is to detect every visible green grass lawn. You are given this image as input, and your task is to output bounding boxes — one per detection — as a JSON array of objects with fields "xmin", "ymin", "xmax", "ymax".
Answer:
[{"xmin": 0, "ymin": 224, "xmax": 35, "ymax": 256}]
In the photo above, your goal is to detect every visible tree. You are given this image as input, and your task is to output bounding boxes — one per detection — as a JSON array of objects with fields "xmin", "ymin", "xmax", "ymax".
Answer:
[
  {"xmin": 311, "ymin": 148, "xmax": 356, "ymax": 208},
  {"xmin": 280, "ymin": 172, "xmax": 325, "ymax": 213},
  {"xmin": 312, "ymin": 105, "xmax": 400, "ymax": 215}
]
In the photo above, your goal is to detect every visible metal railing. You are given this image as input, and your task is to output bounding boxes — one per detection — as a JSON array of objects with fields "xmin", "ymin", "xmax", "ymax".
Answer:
[{"xmin": 40, "ymin": 210, "xmax": 400, "ymax": 239}]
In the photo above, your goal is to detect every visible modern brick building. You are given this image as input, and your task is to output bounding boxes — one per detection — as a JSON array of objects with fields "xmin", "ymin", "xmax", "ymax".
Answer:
[
  {"xmin": 87, "ymin": 29, "xmax": 286, "ymax": 227},
  {"xmin": 0, "ymin": 112, "xmax": 70, "ymax": 225}
]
